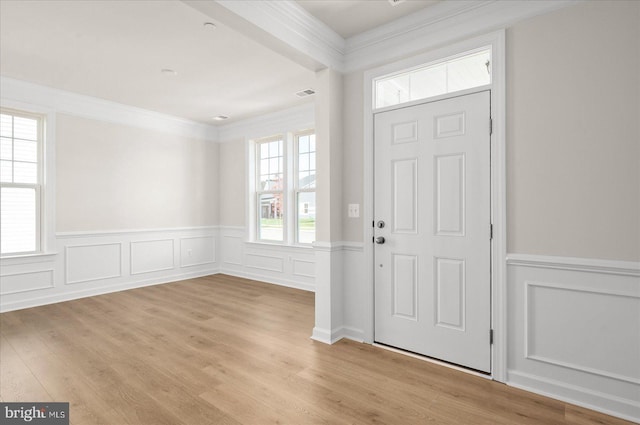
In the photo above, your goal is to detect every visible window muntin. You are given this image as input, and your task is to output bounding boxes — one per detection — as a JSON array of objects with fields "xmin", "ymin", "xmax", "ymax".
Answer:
[
  {"xmin": 375, "ymin": 48, "xmax": 491, "ymax": 109},
  {"xmin": 0, "ymin": 109, "xmax": 42, "ymax": 255},
  {"xmin": 295, "ymin": 132, "xmax": 316, "ymax": 244},
  {"xmin": 256, "ymin": 137, "xmax": 284, "ymax": 242}
]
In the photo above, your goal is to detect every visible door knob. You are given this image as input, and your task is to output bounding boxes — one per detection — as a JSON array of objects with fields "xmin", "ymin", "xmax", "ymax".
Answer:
[{"xmin": 375, "ymin": 236, "xmax": 385, "ymax": 244}]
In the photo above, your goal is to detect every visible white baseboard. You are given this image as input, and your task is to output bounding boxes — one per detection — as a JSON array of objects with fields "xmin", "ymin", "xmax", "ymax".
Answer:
[
  {"xmin": 0, "ymin": 268, "xmax": 218, "ymax": 313},
  {"xmin": 508, "ymin": 370, "xmax": 640, "ymax": 423},
  {"xmin": 220, "ymin": 269, "xmax": 314, "ymax": 292}
]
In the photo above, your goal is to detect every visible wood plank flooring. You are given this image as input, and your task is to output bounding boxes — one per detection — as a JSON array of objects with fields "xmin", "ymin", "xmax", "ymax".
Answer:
[{"xmin": 0, "ymin": 274, "xmax": 633, "ymax": 424}]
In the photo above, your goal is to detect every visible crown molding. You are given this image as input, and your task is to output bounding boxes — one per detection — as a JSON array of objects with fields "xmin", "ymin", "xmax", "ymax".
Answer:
[
  {"xmin": 184, "ymin": 0, "xmax": 345, "ymax": 72},
  {"xmin": 342, "ymin": 0, "xmax": 581, "ymax": 72},
  {"xmin": 204, "ymin": 0, "xmax": 580, "ymax": 76},
  {"xmin": 217, "ymin": 102, "xmax": 314, "ymax": 142},
  {"xmin": 0, "ymin": 77, "xmax": 219, "ymax": 142}
]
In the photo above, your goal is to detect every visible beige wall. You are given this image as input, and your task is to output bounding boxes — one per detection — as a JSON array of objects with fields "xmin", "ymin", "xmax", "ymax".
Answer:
[
  {"xmin": 342, "ymin": 71, "xmax": 364, "ymax": 243},
  {"xmin": 506, "ymin": 0, "xmax": 640, "ymax": 261},
  {"xmin": 56, "ymin": 114, "xmax": 219, "ymax": 231},
  {"xmin": 218, "ymin": 140, "xmax": 246, "ymax": 227}
]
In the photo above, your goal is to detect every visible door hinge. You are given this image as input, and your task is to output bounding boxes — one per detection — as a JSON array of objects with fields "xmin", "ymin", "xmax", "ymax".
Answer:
[
  {"xmin": 490, "ymin": 224, "xmax": 493, "ymax": 240},
  {"xmin": 489, "ymin": 118, "xmax": 493, "ymax": 136},
  {"xmin": 490, "ymin": 329, "xmax": 494, "ymax": 345}
]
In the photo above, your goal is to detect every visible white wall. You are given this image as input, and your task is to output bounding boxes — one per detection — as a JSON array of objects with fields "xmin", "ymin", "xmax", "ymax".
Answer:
[
  {"xmin": 218, "ymin": 140, "xmax": 245, "ymax": 227},
  {"xmin": 57, "ymin": 113, "xmax": 219, "ymax": 231}
]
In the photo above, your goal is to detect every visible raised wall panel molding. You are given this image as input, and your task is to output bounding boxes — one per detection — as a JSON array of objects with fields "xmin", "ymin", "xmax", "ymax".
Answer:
[
  {"xmin": 509, "ymin": 261, "xmax": 640, "ymax": 422},
  {"xmin": 130, "ymin": 239, "xmax": 175, "ymax": 275},
  {"xmin": 245, "ymin": 253, "xmax": 284, "ymax": 273},
  {"xmin": 292, "ymin": 258, "xmax": 315, "ymax": 279},
  {"xmin": 180, "ymin": 236, "xmax": 216, "ymax": 268},
  {"xmin": 0, "ymin": 77, "xmax": 218, "ymax": 142},
  {"xmin": 0, "ymin": 270, "xmax": 54, "ymax": 296},
  {"xmin": 507, "ymin": 253, "xmax": 640, "ymax": 277},
  {"xmin": 65, "ymin": 243, "xmax": 122, "ymax": 285},
  {"xmin": 524, "ymin": 280, "xmax": 640, "ymax": 385}
]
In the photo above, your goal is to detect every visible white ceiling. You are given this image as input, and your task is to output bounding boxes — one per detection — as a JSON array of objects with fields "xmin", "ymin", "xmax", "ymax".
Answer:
[
  {"xmin": 0, "ymin": 0, "xmax": 442, "ymax": 126},
  {"xmin": 297, "ymin": 0, "xmax": 440, "ymax": 38}
]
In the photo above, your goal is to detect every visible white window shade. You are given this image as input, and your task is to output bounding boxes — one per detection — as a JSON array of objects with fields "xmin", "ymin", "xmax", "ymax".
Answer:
[{"xmin": 1, "ymin": 187, "xmax": 38, "ymax": 254}]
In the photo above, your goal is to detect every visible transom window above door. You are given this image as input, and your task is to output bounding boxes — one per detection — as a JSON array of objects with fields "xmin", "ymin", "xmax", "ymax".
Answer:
[{"xmin": 375, "ymin": 48, "xmax": 491, "ymax": 109}]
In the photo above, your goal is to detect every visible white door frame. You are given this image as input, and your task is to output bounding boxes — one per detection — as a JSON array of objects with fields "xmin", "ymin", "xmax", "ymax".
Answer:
[{"xmin": 362, "ymin": 30, "xmax": 507, "ymax": 382}]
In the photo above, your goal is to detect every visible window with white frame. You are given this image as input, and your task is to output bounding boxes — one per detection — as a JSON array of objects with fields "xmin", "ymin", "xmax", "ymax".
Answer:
[
  {"xmin": 295, "ymin": 131, "xmax": 316, "ymax": 244},
  {"xmin": 0, "ymin": 109, "xmax": 43, "ymax": 255},
  {"xmin": 253, "ymin": 130, "xmax": 316, "ymax": 245},
  {"xmin": 375, "ymin": 47, "xmax": 491, "ymax": 109},
  {"xmin": 256, "ymin": 135, "xmax": 285, "ymax": 242}
]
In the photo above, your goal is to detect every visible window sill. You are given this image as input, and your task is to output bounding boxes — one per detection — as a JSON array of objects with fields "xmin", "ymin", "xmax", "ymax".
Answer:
[
  {"xmin": 245, "ymin": 241, "xmax": 314, "ymax": 250},
  {"xmin": 1, "ymin": 252, "xmax": 58, "ymax": 266}
]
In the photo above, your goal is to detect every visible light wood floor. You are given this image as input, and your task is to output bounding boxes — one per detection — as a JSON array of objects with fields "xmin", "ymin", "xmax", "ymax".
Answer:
[{"xmin": 0, "ymin": 274, "xmax": 633, "ymax": 425}]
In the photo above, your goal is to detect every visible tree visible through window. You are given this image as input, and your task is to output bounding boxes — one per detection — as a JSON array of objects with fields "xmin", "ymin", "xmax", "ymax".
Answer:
[{"xmin": 0, "ymin": 109, "xmax": 42, "ymax": 255}]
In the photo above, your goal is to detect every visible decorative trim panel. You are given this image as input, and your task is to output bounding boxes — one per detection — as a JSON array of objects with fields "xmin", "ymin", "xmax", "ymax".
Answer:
[
  {"xmin": 65, "ymin": 243, "xmax": 122, "ymax": 285},
  {"xmin": 0, "ymin": 270, "xmax": 54, "ymax": 295}
]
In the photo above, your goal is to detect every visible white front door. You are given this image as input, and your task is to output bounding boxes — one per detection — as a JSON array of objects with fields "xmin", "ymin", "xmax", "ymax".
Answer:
[{"xmin": 374, "ymin": 91, "xmax": 492, "ymax": 373}]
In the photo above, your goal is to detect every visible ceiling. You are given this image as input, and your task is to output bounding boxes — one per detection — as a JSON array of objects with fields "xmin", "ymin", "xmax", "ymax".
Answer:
[
  {"xmin": 0, "ymin": 0, "xmax": 442, "ymax": 126},
  {"xmin": 297, "ymin": 0, "xmax": 440, "ymax": 38}
]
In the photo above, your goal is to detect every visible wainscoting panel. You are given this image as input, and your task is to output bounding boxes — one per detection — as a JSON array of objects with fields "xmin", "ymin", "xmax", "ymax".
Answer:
[
  {"xmin": 218, "ymin": 227, "xmax": 315, "ymax": 292},
  {"xmin": 130, "ymin": 239, "xmax": 174, "ymax": 275},
  {"xmin": 0, "ymin": 269, "xmax": 54, "ymax": 295},
  {"xmin": 180, "ymin": 235, "xmax": 216, "ymax": 268},
  {"xmin": 0, "ymin": 227, "xmax": 219, "ymax": 312},
  {"xmin": 66, "ymin": 243, "xmax": 122, "ymax": 284},
  {"xmin": 507, "ymin": 254, "xmax": 640, "ymax": 422}
]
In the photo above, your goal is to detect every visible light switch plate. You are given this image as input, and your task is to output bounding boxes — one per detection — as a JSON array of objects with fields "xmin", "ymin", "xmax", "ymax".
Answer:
[{"xmin": 348, "ymin": 203, "xmax": 360, "ymax": 218}]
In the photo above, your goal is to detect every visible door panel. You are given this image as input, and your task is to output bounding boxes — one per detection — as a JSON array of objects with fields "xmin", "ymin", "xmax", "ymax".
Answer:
[{"xmin": 374, "ymin": 91, "xmax": 491, "ymax": 372}]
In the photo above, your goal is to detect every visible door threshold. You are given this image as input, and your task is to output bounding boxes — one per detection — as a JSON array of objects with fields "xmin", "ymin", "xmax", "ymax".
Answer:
[{"xmin": 373, "ymin": 342, "xmax": 492, "ymax": 380}]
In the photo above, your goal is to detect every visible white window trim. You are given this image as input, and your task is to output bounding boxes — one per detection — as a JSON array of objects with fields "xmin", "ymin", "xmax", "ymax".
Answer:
[
  {"xmin": 0, "ymin": 99, "xmax": 56, "ymax": 263},
  {"xmin": 362, "ymin": 30, "xmax": 506, "ymax": 382}
]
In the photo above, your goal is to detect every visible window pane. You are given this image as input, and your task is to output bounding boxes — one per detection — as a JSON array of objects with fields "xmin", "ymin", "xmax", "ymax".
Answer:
[
  {"xmin": 14, "ymin": 139, "xmax": 37, "ymax": 162},
  {"xmin": 446, "ymin": 50, "xmax": 491, "ymax": 92},
  {"xmin": 297, "ymin": 191, "xmax": 315, "ymax": 244},
  {"xmin": 0, "ymin": 114, "xmax": 12, "ymax": 138},
  {"xmin": 1, "ymin": 187, "xmax": 37, "ymax": 254},
  {"xmin": 13, "ymin": 116, "xmax": 38, "ymax": 141},
  {"xmin": 258, "ymin": 193, "xmax": 283, "ymax": 242},
  {"xmin": 375, "ymin": 48, "xmax": 491, "ymax": 108},
  {"xmin": 260, "ymin": 143, "xmax": 269, "ymax": 159},
  {"xmin": 410, "ymin": 64, "xmax": 447, "ymax": 101},
  {"xmin": 268, "ymin": 140, "xmax": 280, "ymax": 157},
  {"xmin": 0, "ymin": 137, "xmax": 12, "ymax": 160},
  {"xmin": 299, "ymin": 153, "xmax": 309, "ymax": 172},
  {"xmin": 299, "ymin": 135, "xmax": 309, "ymax": 153},
  {"xmin": 0, "ymin": 160, "xmax": 12, "ymax": 182},
  {"xmin": 309, "ymin": 134, "xmax": 315, "ymax": 152},
  {"xmin": 14, "ymin": 161, "xmax": 37, "ymax": 184}
]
